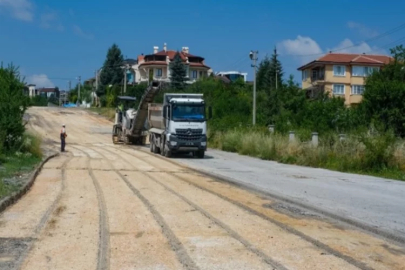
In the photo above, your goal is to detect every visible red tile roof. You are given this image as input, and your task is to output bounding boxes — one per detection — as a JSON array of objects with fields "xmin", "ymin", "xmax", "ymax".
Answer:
[
  {"xmin": 154, "ymin": 50, "xmax": 196, "ymax": 60},
  {"xmin": 139, "ymin": 49, "xmax": 210, "ymax": 69},
  {"xmin": 298, "ymin": 53, "xmax": 393, "ymax": 70}
]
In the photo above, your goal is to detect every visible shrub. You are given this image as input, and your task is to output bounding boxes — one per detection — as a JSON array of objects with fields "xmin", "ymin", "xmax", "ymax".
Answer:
[
  {"xmin": 0, "ymin": 64, "xmax": 29, "ymax": 151},
  {"xmin": 209, "ymin": 128, "xmax": 405, "ymax": 179}
]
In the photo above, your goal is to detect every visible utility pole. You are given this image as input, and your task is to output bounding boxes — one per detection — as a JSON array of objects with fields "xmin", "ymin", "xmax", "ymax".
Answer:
[
  {"xmin": 123, "ymin": 64, "xmax": 129, "ymax": 94},
  {"xmin": 78, "ymin": 76, "xmax": 81, "ymax": 106},
  {"xmin": 68, "ymin": 80, "xmax": 71, "ymax": 105},
  {"xmin": 249, "ymin": 50, "xmax": 258, "ymax": 126},
  {"xmin": 93, "ymin": 70, "xmax": 97, "ymax": 106},
  {"xmin": 123, "ymin": 67, "xmax": 127, "ymax": 94}
]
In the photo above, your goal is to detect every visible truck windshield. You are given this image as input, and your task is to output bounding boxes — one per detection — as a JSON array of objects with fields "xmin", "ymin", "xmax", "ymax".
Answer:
[{"xmin": 172, "ymin": 104, "xmax": 205, "ymax": 121}]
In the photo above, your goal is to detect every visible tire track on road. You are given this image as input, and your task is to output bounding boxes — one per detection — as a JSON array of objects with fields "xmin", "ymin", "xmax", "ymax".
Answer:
[
  {"xmin": 116, "ymin": 146, "xmax": 375, "ymax": 270},
  {"xmin": 70, "ymin": 145, "xmax": 110, "ymax": 270},
  {"xmin": 87, "ymin": 146, "xmax": 198, "ymax": 270},
  {"xmin": 14, "ymin": 155, "xmax": 73, "ymax": 270},
  {"xmin": 98, "ymin": 146, "xmax": 287, "ymax": 270},
  {"xmin": 117, "ymin": 171, "xmax": 200, "ymax": 270},
  {"xmin": 142, "ymin": 172, "xmax": 288, "ymax": 270}
]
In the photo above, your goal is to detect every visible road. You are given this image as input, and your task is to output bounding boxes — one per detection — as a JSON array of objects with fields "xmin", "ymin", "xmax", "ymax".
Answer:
[
  {"xmin": 173, "ymin": 149, "xmax": 405, "ymax": 240},
  {"xmin": 0, "ymin": 107, "xmax": 404, "ymax": 270}
]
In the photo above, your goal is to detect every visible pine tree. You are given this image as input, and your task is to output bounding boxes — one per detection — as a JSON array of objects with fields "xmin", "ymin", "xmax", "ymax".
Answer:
[
  {"xmin": 256, "ymin": 55, "xmax": 271, "ymax": 91},
  {"xmin": 99, "ymin": 44, "xmax": 124, "ymax": 96},
  {"xmin": 269, "ymin": 47, "xmax": 283, "ymax": 89},
  {"xmin": 169, "ymin": 52, "xmax": 187, "ymax": 90},
  {"xmin": 256, "ymin": 47, "xmax": 283, "ymax": 92}
]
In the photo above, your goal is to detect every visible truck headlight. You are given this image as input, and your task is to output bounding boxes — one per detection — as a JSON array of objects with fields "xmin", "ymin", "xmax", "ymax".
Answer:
[{"xmin": 170, "ymin": 141, "xmax": 178, "ymax": 146}]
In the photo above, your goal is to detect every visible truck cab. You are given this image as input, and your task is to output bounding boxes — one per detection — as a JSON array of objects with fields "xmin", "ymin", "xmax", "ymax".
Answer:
[{"xmin": 148, "ymin": 93, "xmax": 212, "ymax": 158}]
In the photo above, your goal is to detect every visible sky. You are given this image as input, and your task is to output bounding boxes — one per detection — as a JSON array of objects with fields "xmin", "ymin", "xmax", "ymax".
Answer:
[{"xmin": 1, "ymin": 0, "xmax": 405, "ymax": 89}]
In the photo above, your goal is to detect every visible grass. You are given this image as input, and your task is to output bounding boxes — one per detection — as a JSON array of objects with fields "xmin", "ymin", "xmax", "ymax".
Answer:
[
  {"xmin": 89, "ymin": 107, "xmax": 115, "ymax": 122},
  {"xmin": 0, "ymin": 133, "xmax": 43, "ymax": 199},
  {"xmin": 209, "ymin": 129, "xmax": 405, "ymax": 181}
]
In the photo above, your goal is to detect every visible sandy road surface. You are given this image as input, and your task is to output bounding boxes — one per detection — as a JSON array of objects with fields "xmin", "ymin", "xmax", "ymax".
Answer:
[{"xmin": 0, "ymin": 107, "xmax": 404, "ymax": 270}]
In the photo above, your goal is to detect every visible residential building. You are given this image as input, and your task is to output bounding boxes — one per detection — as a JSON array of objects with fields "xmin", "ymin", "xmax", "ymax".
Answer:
[
  {"xmin": 23, "ymin": 84, "xmax": 38, "ymax": 97},
  {"xmin": 136, "ymin": 43, "xmax": 212, "ymax": 84},
  {"xmin": 216, "ymin": 71, "xmax": 248, "ymax": 82},
  {"xmin": 297, "ymin": 52, "xmax": 392, "ymax": 106},
  {"xmin": 38, "ymin": 87, "xmax": 59, "ymax": 98}
]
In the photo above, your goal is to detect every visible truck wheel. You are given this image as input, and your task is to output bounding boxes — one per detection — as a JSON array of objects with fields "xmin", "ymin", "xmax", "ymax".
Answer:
[
  {"xmin": 196, "ymin": 150, "xmax": 205, "ymax": 159},
  {"xmin": 162, "ymin": 139, "xmax": 171, "ymax": 158},
  {"xmin": 153, "ymin": 143, "xmax": 159, "ymax": 154},
  {"xmin": 164, "ymin": 147, "xmax": 172, "ymax": 158},
  {"xmin": 150, "ymin": 140, "xmax": 154, "ymax": 152}
]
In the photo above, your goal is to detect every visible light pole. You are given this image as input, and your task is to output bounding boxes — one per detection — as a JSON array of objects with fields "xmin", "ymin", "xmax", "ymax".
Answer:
[
  {"xmin": 250, "ymin": 50, "xmax": 258, "ymax": 125},
  {"xmin": 77, "ymin": 76, "xmax": 81, "ymax": 106}
]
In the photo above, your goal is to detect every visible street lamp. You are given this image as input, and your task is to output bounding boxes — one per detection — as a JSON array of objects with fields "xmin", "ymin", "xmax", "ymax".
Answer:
[{"xmin": 250, "ymin": 50, "xmax": 258, "ymax": 125}]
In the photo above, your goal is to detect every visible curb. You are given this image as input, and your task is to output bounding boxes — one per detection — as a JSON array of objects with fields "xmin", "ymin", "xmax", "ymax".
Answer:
[{"xmin": 0, "ymin": 152, "xmax": 59, "ymax": 213}]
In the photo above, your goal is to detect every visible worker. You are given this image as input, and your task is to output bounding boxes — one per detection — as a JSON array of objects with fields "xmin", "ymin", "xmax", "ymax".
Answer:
[{"xmin": 60, "ymin": 124, "xmax": 67, "ymax": 152}]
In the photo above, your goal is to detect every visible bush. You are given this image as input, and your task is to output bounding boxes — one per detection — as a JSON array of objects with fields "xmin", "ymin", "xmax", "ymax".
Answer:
[
  {"xmin": 0, "ymin": 64, "xmax": 29, "ymax": 151},
  {"xmin": 210, "ymin": 129, "xmax": 405, "ymax": 179}
]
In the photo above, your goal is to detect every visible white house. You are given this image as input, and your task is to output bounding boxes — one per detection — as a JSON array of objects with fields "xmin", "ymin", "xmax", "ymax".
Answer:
[{"xmin": 216, "ymin": 71, "xmax": 248, "ymax": 82}]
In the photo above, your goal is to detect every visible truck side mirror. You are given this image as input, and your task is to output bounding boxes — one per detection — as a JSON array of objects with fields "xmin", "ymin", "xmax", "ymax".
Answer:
[
  {"xmin": 163, "ymin": 105, "xmax": 168, "ymax": 119},
  {"xmin": 208, "ymin": 106, "xmax": 212, "ymax": 120}
]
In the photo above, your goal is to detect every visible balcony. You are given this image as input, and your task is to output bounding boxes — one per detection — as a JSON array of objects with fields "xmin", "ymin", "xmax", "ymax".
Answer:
[{"xmin": 310, "ymin": 69, "xmax": 325, "ymax": 84}]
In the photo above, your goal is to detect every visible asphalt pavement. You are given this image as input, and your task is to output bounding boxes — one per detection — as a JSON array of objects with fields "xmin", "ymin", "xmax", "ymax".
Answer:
[{"xmin": 173, "ymin": 149, "xmax": 405, "ymax": 239}]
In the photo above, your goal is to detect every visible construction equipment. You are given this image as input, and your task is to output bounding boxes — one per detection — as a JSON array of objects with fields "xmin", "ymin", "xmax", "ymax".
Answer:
[
  {"xmin": 112, "ymin": 81, "xmax": 162, "ymax": 144},
  {"xmin": 148, "ymin": 93, "xmax": 212, "ymax": 158}
]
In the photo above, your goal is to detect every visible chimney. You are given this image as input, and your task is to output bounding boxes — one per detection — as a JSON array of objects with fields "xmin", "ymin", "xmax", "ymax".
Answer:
[
  {"xmin": 163, "ymin": 43, "xmax": 167, "ymax": 52},
  {"xmin": 182, "ymin": 47, "xmax": 189, "ymax": 54},
  {"xmin": 153, "ymin": 46, "xmax": 159, "ymax": 53}
]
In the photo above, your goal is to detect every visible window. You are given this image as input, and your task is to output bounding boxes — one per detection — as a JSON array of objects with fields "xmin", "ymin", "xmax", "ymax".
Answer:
[
  {"xmin": 191, "ymin": 70, "xmax": 197, "ymax": 79},
  {"xmin": 156, "ymin": 68, "xmax": 162, "ymax": 77},
  {"xmin": 365, "ymin": 66, "xmax": 379, "ymax": 75},
  {"xmin": 333, "ymin": 65, "xmax": 346, "ymax": 76},
  {"xmin": 184, "ymin": 65, "xmax": 189, "ymax": 77},
  {"xmin": 351, "ymin": 85, "xmax": 365, "ymax": 95},
  {"xmin": 333, "ymin": 84, "xmax": 345, "ymax": 95},
  {"xmin": 352, "ymin": 66, "xmax": 380, "ymax": 77},
  {"xmin": 199, "ymin": 71, "xmax": 203, "ymax": 78},
  {"xmin": 352, "ymin": 66, "xmax": 365, "ymax": 77},
  {"xmin": 302, "ymin": 70, "xmax": 308, "ymax": 81}
]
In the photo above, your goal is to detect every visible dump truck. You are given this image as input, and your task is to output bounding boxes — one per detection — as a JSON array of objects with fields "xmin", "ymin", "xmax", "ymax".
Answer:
[
  {"xmin": 112, "ymin": 81, "xmax": 161, "ymax": 145},
  {"xmin": 148, "ymin": 93, "xmax": 212, "ymax": 158}
]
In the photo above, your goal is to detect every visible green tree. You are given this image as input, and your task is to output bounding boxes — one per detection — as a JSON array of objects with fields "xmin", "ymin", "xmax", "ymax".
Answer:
[
  {"xmin": 99, "ymin": 44, "xmax": 124, "ymax": 96},
  {"xmin": 0, "ymin": 64, "xmax": 29, "ymax": 151},
  {"xmin": 360, "ymin": 47, "xmax": 405, "ymax": 136},
  {"xmin": 169, "ymin": 52, "xmax": 187, "ymax": 90},
  {"xmin": 257, "ymin": 47, "xmax": 286, "ymax": 124},
  {"xmin": 257, "ymin": 47, "xmax": 284, "ymax": 93}
]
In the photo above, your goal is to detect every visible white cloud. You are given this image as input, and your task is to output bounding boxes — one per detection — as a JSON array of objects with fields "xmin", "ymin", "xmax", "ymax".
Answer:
[
  {"xmin": 0, "ymin": 0, "xmax": 33, "ymax": 21},
  {"xmin": 73, "ymin": 25, "xmax": 94, "ymax": 40},
  {"xmin": 26, "ymin": 74, "xmax": 54, "ymax": 88},
  {"xmin": 347, "ymin": 21, "xmax": 378, "ymax": 38},
  {"xmin": 278, "ymin": 35, "xmax": 323, "ymax": 56},
  {"xmin": 328, "ymin": 38, "xmax": 387, "ymax": 55},
  {"xmin": 277, "ymin": 35, "xmax": 323, "ymax": 64},
  {"xmin": 278, "ymin": 36, "xmax": 387, "ymax": 64},
  {"xmin": 40, "ymin": 10, "xmax": 64, "ymax": 31}
]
